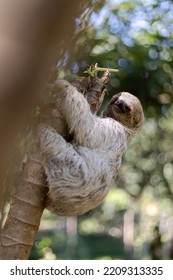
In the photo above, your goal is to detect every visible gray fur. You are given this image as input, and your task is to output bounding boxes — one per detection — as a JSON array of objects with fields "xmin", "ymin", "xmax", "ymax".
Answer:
[{"xmin": 38, "ymin": 80, "xmax": 143, "ymax": 216}]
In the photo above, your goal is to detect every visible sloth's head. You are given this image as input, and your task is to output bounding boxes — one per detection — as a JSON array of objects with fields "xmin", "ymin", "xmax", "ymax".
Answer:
[{"xmin": 103, "ymin": 92, "xmax": 144, "ymax": 131}]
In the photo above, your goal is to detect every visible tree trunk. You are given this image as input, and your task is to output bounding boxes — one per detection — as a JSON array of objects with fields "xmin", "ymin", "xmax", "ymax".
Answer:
[
  {"xmin": 0, "ymin": 0, "xmax": 83, "ymax": 218},
  {"xmin": 0, "ymin": 74, "xmax": 109, "ymax": 259},
  {"xmin": 0, "ymin": 146, "xmax": 47, "ymax": 259}
]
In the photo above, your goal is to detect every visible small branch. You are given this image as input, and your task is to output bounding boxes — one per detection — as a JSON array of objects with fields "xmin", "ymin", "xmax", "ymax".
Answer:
[{"xmin": 98, "ymin": 67, "xmax": 119, "ymax": 73}]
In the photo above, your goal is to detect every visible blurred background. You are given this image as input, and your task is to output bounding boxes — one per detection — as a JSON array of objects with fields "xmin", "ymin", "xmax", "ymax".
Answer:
[{"xmin": 29, "ymin": 0, "xmax": 173, "ymax": 260}]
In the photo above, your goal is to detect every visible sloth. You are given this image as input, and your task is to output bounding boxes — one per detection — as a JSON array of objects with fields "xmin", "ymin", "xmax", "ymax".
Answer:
[{"xmin": 38, "ymin": 80, "xmax": 144, "ymax": 216}]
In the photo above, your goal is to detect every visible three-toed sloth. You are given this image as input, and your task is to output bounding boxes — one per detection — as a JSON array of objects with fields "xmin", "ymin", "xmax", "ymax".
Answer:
[{"xmin": 39, "ymin": 79, "xmax": 144, "ymax": 216}]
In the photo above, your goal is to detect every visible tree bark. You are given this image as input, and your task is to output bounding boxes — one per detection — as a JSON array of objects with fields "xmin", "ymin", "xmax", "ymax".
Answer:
[{"xmin": 0, "ymin": 147, "xmax": 47, "ymax": 259}]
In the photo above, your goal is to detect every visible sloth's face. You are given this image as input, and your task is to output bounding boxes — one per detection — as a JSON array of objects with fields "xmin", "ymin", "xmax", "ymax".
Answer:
[{"xmin": 103, "ymin": 92, "xmax": 144, "ymax": 130}]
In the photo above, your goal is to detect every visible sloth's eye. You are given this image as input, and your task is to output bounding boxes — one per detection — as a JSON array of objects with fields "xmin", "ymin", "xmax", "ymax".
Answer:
[
  {"xmin": 110, "ymin": 93, "xmax": 121, "ymax": 104},
  {"xmin": 116, "ymin": 101, "xmax": 130, "ymax": 113}
]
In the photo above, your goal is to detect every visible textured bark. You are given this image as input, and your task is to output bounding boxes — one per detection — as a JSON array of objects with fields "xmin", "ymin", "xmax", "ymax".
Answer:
[
  {"xmin": 0, "ymin": 74, "xmax": 108, "ymax": 259},
  {"xmin": 0, "ymin": 147, "xmax": 47, "ymax": 259}
]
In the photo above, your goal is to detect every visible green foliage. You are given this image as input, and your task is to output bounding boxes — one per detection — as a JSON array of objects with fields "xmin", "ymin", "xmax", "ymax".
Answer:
[{"xmin": 68, "ymin": 0, "xmax": 173, "ymax": 115}]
